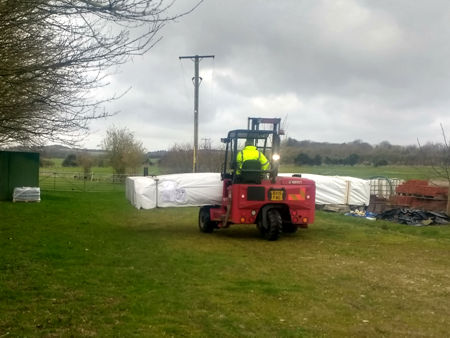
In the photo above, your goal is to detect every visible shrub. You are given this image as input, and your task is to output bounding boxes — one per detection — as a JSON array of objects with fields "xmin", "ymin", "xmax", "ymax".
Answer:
[{"xmin": 62, "ymin": 153, "xmax": 78, "ymax": 167}]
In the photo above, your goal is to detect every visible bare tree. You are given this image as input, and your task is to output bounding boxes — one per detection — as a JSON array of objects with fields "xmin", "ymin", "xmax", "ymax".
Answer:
[
  {"xmin": 160, "ymin": 143, "xmax": 224, "ymax": 174},
  {"xmin": 0, "ymin": 0, "xmax": 201, "ymax": 146},
  {"xmin": 102, "ymin": 126, "xmax": 146, "ymax": 175},
  {"xmin": 418, "ymin": 124, "xmax": 450, "ymax": 215},
  {"xmin": 432, "ymin": 125, "xmax": 450, "ymax": 215},
  {"xmin": 77, "ymin": 152, "xmax": 96, "ymax": 176},
  {"xmin": 159, "ymin": 143, "xmax": 193, "ymax": 174}
]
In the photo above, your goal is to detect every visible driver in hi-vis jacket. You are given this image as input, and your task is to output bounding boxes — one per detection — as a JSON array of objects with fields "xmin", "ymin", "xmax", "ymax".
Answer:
[{"xmin": 236, "ymin": 139, "xmax": 270, "ymax": 174}]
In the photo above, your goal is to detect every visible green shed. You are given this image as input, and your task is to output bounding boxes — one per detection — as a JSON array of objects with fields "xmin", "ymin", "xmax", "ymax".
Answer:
[{"xmin": 0, "ymin": 151, "xmax": 40, "ymax": 201}]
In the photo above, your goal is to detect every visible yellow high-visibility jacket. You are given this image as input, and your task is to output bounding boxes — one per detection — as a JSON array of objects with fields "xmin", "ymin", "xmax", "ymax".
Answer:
[{"xmin": 236, "ymin": 145, "xmax": 269, "ymax": 174}]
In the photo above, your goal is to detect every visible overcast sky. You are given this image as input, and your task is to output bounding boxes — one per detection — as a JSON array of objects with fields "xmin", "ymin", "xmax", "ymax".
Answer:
[{"xmin": 86, "ymin": 0, "xmax": 450, "ymax": 151}]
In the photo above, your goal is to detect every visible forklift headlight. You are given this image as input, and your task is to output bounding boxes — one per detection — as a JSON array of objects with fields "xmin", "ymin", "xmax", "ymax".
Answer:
[{"xmin": 272, "ymin": 154, "xmax": 280, "ymax": 161}]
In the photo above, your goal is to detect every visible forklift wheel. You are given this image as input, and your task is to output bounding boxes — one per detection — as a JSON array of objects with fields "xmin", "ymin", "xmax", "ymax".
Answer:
[
  {"xmin": 199, "ymin": 206, "xmax": 216, "ymax": 233},
  {"xmin": 258, "ymin": 208, "xmax": 282, "ymax": 241}
]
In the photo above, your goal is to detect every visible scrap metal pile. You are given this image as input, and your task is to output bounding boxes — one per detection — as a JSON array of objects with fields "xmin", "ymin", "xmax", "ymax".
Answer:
[{"xmin": 377, "ymin": 208, "xmax": 449, "ymax": 226}]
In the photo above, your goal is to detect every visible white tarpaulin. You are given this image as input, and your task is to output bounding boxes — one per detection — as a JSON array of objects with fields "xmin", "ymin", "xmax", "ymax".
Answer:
[
  {"xmin": 13, "ymin": 187, "xmax": 40, "ymax": 202},
  {"xmin": 156, "ymin": 173, "xmax": 222, "ymax": 208},
  {"xmin": 126, "ymin": 176, "xmax": 157, "ymax": 209},
  {"xmin": 126, "ymin": 173, "xmax": 370, "ymax": 209},
  {"xmin": 126, "ymin": 173, "xmax": 222, "ymax": 209},
  {"xmin": 279, "ymin": 173, "xmax": 370, "ymax": 206}
]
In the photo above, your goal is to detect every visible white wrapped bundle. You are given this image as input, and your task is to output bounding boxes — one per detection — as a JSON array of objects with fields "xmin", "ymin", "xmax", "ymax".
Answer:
[
  {"xmin": 126, "ymin": 177, "xmax": 157, "ymax": 209},
  {"xmin": 338, "ymin": 176, "xmax": 371, "ymax": 206},
  {"xmin": 279, "ymin": 173, "xmax": 370, "ymax": 206},
  {"xmin": 156, "ymin": 173, "xmax": 222, "ymax": 208},
  {"xmin": 13, "ymin": 187, "xmax": 40, "ymax": 202},
  {"xmin": 126, "ymin": 173, "xmax": 371, "ymax": 209}
]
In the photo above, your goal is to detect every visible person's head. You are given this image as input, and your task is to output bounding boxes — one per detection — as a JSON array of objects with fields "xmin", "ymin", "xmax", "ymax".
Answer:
[{"xmin": 245, "ymin": 138, "xmax": 254, "ymax": 147}]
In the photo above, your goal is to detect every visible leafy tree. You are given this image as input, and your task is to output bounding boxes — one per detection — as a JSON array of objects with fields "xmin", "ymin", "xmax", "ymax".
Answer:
[
  {"xmin": 294, "ymin": 153, "xmax": 312, "ymax": 166},
  {"xmin": 40, "ymin": 158, "xmax": 55, "ymax": 168},
  {"xmin": 374, "ymin": 159, "xmax": 388, "ymax": 167},
  {"xmin": 344, "ymin": 153, "xmax": 360, "ymax": 166},
  {"xmin": 313, "ymin": 154, "xmax": 322, "ymax": 166},
  {"xmin": 62, "ymin": 153, "xmax": 78, "ymax": 167},
  {"xmin": 0, "ymin": 0, "xmax": 201, "ymax": 146},
  {"xmin": 102, "ymin": 127, "xmax": 146, "ymax": 175}
]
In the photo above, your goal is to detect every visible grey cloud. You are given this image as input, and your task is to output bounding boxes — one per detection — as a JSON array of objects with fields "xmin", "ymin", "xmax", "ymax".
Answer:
[{"xmin": 84, "ymin": 0, "xmax": 450, "ymax": 150}]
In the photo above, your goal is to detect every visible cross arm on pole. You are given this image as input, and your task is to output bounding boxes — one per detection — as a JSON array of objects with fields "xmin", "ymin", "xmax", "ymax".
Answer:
[{"xmin": 179, "ymin": 55, "xmax": 215, "ymax": 61}]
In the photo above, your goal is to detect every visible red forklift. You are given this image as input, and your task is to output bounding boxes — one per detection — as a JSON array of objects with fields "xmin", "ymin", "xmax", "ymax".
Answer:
[{"xmin": 199, "ymin": 117, "xmax": 316, "ymax": 240}]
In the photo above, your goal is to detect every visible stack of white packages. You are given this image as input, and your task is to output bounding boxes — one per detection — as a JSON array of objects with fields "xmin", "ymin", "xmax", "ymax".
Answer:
[
  {"xmin": 126, "ymin": 177, "xmax": 157, "ymax": 209},
  {"xmin": 279, "ymin": 173, "xmax": 370, "ymax": 206},
  {"xmin": 126, "ymin": 173, "xmax": 371, "ymax": 209},
  {"xmin": 126, "ymin": 173, "xmax": 222, "ymax": 209},
  {"xmin": 157, "ymin": 173, "xmax": 222, "ymax": 207},
  {"xmin": 13, "ymin": 187, "xmax": 41, "ymax": 202}
]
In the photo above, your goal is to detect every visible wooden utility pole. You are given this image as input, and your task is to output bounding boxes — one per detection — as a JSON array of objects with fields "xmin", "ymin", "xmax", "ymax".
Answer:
[{"xmin": 179, "ymin": 54, "xmax": 215, "ymax": 173}]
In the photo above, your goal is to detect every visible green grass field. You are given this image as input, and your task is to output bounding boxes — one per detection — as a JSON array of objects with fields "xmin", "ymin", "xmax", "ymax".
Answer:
[
  {"xmin": 42, "ymin": 161, "xmax": 436, "ymax": 183},
  {"xmin": 279, "ymin": 164, "xmax": 433, "ymax": 180},
  {"xmin": 41, "ymin": 158, "xmax": 162, "ymax": 176},
  {"xmin": 1, "ymin": 191, "xmax": 449, "ymax": 336}
]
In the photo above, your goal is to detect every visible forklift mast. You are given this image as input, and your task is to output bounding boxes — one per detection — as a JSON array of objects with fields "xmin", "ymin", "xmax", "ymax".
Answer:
[
  {"xmin": 247, "ymin": 117, "xmax": 283, "ymax": 134},
  {"xmin": 247, "ymin": 117, "xmax": 284, "ymax": 162}
]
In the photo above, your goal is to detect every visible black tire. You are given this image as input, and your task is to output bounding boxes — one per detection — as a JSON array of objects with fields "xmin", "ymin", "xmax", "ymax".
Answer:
[
  {"xmin": 282, "ymin": 222, "xmax": 298, "ymax": 233},
  {"xmin": 198, "ymin": 206, "xmax": 216, "ymax": 233},
  {"xmin": 264, "ymin": 209, "xmax": 282, "ymax": 241},
  {"xmin": 257, "ymin": 219, "xmax": 266, "ymax": 237}
]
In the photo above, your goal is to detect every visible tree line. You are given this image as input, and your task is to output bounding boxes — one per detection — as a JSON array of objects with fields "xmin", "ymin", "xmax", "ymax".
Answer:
[{"xmin": 281, "ymin": 138, "xmax": 447, "ymax": 167}]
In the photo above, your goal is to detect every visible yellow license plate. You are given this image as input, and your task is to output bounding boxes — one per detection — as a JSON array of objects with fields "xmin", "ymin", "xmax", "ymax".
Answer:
[{"xmin": 270, "ymin": 190, "xmax": 284, "ymax": 201}]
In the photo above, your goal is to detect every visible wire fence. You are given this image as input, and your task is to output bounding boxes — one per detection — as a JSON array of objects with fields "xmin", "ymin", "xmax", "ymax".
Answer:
[{"xmin": 40, "ymin": 172, "xmax": 128, "ymax": 192}]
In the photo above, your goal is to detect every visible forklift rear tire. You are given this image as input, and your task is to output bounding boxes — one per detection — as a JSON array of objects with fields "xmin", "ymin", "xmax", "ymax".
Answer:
[
  {"xmin": 260, "ymin": 208, "xmax": 282, "ymax": 241},
  {"xmin": 199, "ymin": 206, "xmax": 216, "ymax": 233}
]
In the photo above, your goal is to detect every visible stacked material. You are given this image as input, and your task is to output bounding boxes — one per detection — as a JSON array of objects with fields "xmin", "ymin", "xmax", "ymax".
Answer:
[
  {"xmin": 126, "ymin": 173, "xmax": 222, "ymax": 209},
  {"xmin": 126, "ymin": 173, "xmax": 371, "ymax": 209},
  {"xmin": 125, "ymin": 177, "xmax": 156, "ymax": 209},
  {"xmin": 157, "ymin": 173, "xmax": 222, "ymax": 207},
  {"xmin": 279, "ymin": 173, "xmax": 370, "ymax": 206},
  {"xmin": 393, "ymin": 180, "xmax": 448, "ymax": 212},
  {"xmin": 13, "ymin": 187, "xmax": 40, "ymax": 202}
]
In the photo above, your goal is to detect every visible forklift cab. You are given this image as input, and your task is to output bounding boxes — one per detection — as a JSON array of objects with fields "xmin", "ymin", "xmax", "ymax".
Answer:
[{"xmin": 221, "ymin": 118, "xmax": 283, "ymax": 184}]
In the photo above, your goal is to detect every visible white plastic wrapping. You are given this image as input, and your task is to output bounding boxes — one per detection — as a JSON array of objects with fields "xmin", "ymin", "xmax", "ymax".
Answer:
[
  {"xmin": 156, "ymin": 173, "xmax": 222, "ymax": 208},
  {"xmin": 13, "ymin": 187, "xmax": 40, "ymax": 202},
  {"xmin": 279, "ymin": 173, "xmax": 370, "ymax": 206},
  {"xmin": 126, "ymin": 177, "xmax": 157, "ymax": 209},
  {"xmin": 126, "ymin": 173, "xmax": 222, "ymax": 209},
  {"xmin": 338, "ymin": 176, "xmax": 371, "ymax": 206},
  {"xmin": 126, "ymin": 173, "xmax": 371, "ymax": 209}
]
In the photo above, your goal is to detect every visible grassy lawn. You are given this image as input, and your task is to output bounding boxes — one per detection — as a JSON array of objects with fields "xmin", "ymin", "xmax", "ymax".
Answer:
[{"xmin": 1, "ymin": 191, "xmax": 449, "ymax": 336}]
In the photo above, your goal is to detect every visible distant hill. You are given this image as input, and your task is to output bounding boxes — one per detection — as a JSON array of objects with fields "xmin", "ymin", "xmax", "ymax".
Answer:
[{"xmin": 4, "ymin": 145, "xmax": 106, "ymax": 158}]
